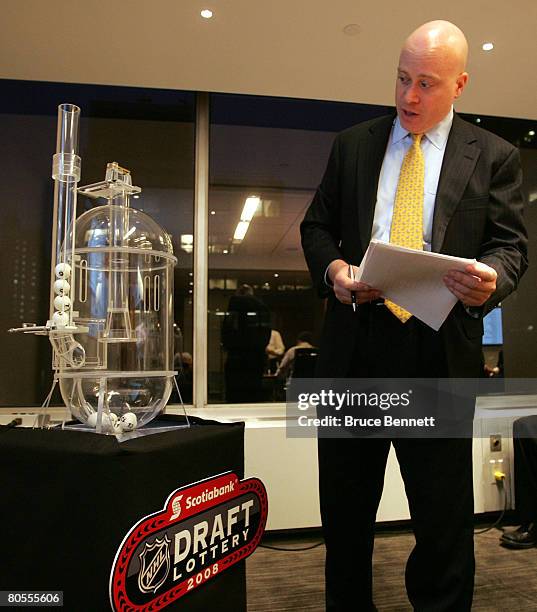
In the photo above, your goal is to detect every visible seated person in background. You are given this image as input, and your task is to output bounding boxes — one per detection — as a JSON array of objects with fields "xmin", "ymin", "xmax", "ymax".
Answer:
[
  {"xmin": 484, "ymin": 350, "xmax": 504, "ymax": 378},
  {"xmin": 265, "ymin": 329, "xmax": 285, "ymax": 374},
  {"xmin": 500, "ymin": 415, "xmax": 537, "ymax": 549},
  {"xmin": 276, "ymin": 331, "xmax": 315, "ymax": 380}
]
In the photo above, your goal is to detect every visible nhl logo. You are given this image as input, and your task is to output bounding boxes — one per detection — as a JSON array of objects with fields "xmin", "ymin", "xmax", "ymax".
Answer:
[{"xmin": 137, "ymin": 535, "xmax": 171, "ymax": 594}]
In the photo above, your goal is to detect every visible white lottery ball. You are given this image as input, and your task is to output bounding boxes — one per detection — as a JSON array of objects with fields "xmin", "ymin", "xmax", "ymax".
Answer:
[
  {"xmin": 55, "ymin": 263, "xmax": 71, "ymax": 280},
  {"xmin": 52, "ymin": 311, "xmax": 69, "ymax": 327},
  {"xmin": 87, "ymin": 412, "xmax": 113, "ymax": 430},
  {"xmin": 54, "ymin": 279, "xmax": 70, "ymax": 296},
  {"xmin": 54, "ymin": 295, "xmax": 72, "ymax": 312},
  {"xmin": 112, "ymin": 421, "xmax": 123, "ymax": 434},
  {"xmin": 120, "ymin": 412, "xmax": 138, "ymax": 432}
]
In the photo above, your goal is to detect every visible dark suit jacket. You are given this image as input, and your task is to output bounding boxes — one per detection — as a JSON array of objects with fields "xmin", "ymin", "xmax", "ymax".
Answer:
[
  {"xmin": 221, "ymin": 294, "xmax": 271, "ymax": 352},
  {"xmin": 301, "ymin": 113, "xmax": 528, "ymax": 378}
]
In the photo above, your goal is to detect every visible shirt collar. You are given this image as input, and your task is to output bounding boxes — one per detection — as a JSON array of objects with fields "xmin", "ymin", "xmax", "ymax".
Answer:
[{"xmin": 392, "ymin": 106, "xmax": 454, "ymax": 150}]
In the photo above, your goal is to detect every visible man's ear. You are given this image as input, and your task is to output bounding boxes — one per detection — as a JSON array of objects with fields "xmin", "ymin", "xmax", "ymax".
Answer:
[{"xmin": 454, "ymin": 72, "xmax": 469, "ymax": 99}]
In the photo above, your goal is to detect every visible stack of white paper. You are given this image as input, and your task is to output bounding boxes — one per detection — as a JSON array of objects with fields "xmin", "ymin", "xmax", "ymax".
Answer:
[{"xmin": 355, "ymin": 240, "xmax": 475, "ymax": 330}]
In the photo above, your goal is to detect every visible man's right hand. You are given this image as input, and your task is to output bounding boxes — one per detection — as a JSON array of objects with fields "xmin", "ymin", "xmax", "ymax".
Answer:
[{"xmin": 328, "ymin": 260, "xmax": 382, "ymax": 306}]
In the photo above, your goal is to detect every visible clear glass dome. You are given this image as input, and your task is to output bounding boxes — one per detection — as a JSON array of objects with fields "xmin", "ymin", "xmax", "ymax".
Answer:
[
  {"xmin": 55, "ymin": 202, "xmax": 177, "ymax": 434},
  {"xmin": 76, "ymin": 205, "xmax": 173, "ymax": 254}
]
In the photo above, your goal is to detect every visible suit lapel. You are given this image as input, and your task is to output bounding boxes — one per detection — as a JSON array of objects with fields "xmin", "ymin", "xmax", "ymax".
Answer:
[
  {"xmin": 356, "ymin": 115, "xmax": 394, "ymax": 254},
  {"xmin": 432, "ymin": 114, "xmax": 481, "ymax": 252}
]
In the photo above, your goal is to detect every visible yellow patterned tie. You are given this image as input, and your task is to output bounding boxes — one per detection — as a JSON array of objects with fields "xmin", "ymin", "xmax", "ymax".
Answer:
[{"xmin": 385, "ymin": 133, "xmax": 424, "ymax": 322}]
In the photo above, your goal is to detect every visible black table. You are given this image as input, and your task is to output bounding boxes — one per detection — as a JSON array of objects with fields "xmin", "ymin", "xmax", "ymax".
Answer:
[{"xmin": 0, "ymin": 415, "xmax": 247, "ymax": 611}]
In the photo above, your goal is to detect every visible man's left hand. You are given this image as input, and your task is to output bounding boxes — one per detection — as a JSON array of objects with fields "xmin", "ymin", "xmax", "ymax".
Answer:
[{"xmin": 444, "ymin": 262, "xmax": 497, "ymax": 307}]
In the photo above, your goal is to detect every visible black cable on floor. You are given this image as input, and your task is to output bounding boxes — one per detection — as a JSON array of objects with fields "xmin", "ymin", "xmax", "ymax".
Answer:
[
  {"xmin": 259, "ymin": 541, "xmax": 324, "ymax": 552},
  {"xmin": 0, "ymin": 418, "xmax": 22, "ymax": 433},
  {"xmin": 475, "ymin": 479, "xmax": 508, "ymax": 535},
  {"xmin": 260, "ymin": 481, "xmax": 509, "ymax": 551}
]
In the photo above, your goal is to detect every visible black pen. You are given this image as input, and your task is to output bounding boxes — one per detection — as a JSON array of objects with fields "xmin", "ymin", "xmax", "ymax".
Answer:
[{"xmin": 348, "ymin": 264, "xmax": 357, "ymax": 312}]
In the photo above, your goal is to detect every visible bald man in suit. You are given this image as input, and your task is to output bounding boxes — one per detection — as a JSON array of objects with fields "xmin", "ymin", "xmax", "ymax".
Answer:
[{"xmin": 301, "ymin": 21, "xmax": 527, "ymax": 611}]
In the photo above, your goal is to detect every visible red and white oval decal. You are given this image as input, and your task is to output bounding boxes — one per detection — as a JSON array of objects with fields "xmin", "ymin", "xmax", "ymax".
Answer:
[{"xmin": 110, "ymin": 472, "xmax": 268, "ymax": 611}]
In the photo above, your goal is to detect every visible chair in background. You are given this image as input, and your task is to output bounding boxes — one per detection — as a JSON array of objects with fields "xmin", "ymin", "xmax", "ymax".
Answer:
[{"xmin": 291, "ymin": 347, "xmax": 319, "ymax": 379}]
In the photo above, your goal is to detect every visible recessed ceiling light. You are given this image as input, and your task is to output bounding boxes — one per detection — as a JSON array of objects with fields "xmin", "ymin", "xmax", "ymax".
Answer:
[
  {"xmin": 482, "ymin": 42, "xmax": 494, "ymax": 51},
  {"xmin": 201, "ymin": 9, "xmax": 213, "ymax": 19},
  {"xmin": 210, "ymin": 210, "xmax": 216, "ymax": 215}
]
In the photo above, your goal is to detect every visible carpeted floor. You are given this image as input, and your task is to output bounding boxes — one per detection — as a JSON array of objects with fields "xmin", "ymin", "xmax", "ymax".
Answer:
[{"xmin": 247, "ymin": 528, "xmax": 537, "ymax": 611}]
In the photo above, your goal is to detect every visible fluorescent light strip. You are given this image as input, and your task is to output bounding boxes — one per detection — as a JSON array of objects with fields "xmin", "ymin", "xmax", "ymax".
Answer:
[
  {"xmin": 241, "ymin": 196, "xmax": 260, "ymax": 222},
  {"xmin": 232, "ymin": 195, "xmax": 260, "ymax": 243},
  {"xmin": 233, "ymin": 220, "xmax": 250, "ymax": 241}
]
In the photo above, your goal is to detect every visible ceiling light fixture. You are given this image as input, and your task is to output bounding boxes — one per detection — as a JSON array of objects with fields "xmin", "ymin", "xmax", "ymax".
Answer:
[
  {"xmin": 482, "ymin": 42, "xmax": 494, "ymax": 51},
  {"xmin": 233, "ymin": 221, "xmax": 250, "ymax": 241},
  {"xmin": 241, "ymin": 196, "xmax": 261, "ymax": 222},
  {"xmin": 180, "ymin": 234, "xmax": 194, "ymax": 254},
  {"xmin": 201, "ymin": 9, "xmax": 213, "ymax": 19},
  {"xmin": 232, "ymin": 195, "xmax": 260, "ymax": 243}
]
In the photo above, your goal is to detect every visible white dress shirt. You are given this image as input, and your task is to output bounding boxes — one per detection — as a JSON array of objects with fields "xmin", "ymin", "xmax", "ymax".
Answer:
[{"xmin": 372, "ymin": 106, "xmax": 454, "ymax": 251}]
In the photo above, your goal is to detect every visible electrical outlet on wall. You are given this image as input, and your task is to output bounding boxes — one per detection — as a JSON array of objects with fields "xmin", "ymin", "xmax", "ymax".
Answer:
[
  {"xmin": 490, "ymin": 434, "xmax": 502, "ymax": 452},
  {"xmin": 488, "ymin": 457, "xmax": 506, "ymax": 484},
  {"xmin": 477, "ymin": 415, "xmax": 515, "ymax": 513}
]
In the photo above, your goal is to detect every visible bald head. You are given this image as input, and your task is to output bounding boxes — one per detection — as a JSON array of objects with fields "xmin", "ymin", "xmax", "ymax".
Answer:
[
  {"xmin": 403, "ymin": 20, "xmax": 468, "ymax": 73},
  {"xmin": 395, "ymin": 20, "xmax": 469, "ymax": 133}
]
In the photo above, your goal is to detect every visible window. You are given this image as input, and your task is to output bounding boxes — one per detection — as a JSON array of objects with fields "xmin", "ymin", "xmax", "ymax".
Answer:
[
  {"xmin": 206, "ymin": 93, "xmax": 391, "ymax": 403},
  {"xmin": 0, "ymin": 80, "xmax": 195, "ymax": 406}
]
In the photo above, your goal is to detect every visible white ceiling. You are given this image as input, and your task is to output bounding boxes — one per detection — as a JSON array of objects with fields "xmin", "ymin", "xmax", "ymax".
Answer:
[{"xmin": 1, "ymin": 0, "xmax": 536, "ymax": 120}]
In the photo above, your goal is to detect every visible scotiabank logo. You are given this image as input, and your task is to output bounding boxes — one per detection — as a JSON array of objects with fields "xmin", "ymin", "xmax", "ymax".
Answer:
[{"xmin": 110, "ymin": 472, "xmax": 268, "ymax": 611}]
